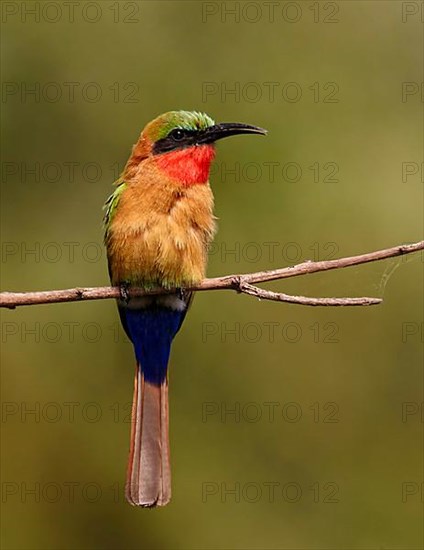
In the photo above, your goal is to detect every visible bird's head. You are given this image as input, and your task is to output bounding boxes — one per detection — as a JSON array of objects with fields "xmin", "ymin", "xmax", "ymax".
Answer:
[{"xmin": 124, "ymin": 110, "xmax": 267, "ymax": 186}]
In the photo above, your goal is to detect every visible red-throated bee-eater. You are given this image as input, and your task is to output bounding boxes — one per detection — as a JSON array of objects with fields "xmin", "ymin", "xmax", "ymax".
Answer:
[{"xmin": 103, "ymin": 111, "xmax": 266, "ymax": 507}]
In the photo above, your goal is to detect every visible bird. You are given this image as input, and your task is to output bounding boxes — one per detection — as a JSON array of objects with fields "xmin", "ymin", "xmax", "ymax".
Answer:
[{"xmin": 103, "ymin": 110, "xmax": 266, "ymax": 507}]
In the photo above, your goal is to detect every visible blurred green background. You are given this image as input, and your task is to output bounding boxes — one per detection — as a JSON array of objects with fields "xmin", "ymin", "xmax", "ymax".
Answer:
[{"xmin": 1, "ymin": 1, "xmax": 423, "ymax": 549}]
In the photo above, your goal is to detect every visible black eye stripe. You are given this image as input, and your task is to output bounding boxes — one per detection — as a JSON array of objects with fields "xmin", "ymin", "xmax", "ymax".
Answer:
[{"xmin": 153, "ymin": 128, "xmax": 200, "ymax": 155}]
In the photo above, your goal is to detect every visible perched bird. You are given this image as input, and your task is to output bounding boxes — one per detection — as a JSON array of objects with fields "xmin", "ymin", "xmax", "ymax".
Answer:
[{"xmin": 104, "ymin": 111, "xmax": 266, "ymax": 507}]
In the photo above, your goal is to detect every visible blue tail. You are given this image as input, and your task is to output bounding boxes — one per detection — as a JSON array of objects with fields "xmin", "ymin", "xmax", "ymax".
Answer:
[{"xmin": 124, "ymin": 308, "xmax": 184, "ymax": 385}]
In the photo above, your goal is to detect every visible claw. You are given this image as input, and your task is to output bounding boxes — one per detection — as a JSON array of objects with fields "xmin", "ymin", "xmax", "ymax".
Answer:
[{"xmin": 120, "ymin": 282, "xmax": 131, "ymax": 304}]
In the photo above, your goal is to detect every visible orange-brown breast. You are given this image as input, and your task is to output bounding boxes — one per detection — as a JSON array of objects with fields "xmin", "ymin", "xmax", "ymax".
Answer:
[{"xmin": 106, "ymin": 159, "xmax": 216, "ymax": 287}]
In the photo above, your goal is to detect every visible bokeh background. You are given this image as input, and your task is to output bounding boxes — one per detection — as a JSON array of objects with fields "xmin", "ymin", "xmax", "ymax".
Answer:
[{"xmin": 1, "ymin": 1, "xmax": 423, "ymax": 549}]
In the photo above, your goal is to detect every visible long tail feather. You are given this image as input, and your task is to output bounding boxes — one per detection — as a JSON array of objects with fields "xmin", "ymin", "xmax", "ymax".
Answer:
[{"xmin": 125, "ymin": 364, "xmax": 171, "ymax": 507}]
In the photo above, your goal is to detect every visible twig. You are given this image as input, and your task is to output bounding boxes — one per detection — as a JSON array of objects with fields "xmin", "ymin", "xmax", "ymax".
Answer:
[
  {"xmin": 238, "ymin": 282, "xmax": 382, "ymax": 307},
  {"xmin": 1, "ymin": 240, "xmax": 422, "ymax": 309}
]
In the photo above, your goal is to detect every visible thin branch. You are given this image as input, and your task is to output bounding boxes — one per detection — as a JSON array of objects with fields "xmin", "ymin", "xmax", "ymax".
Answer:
[
  {"xmin": 239, "ymin": 282, "xmax": 382, "ymax": 307},
  {"xmin": 1, "ymin": 240, "xmax": 422, "ymax": 309}
]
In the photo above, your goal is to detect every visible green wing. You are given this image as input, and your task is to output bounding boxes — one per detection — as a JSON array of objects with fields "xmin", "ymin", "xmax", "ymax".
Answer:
[{"xmin": 103, "ymin": 182, "xmax": 126, "ymax": 241}]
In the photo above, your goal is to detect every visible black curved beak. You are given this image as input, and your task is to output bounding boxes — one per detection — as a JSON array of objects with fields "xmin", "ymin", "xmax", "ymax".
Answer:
[{"xmin": 197, "ymin": 123, "xmax": 267, "ymax": 144}]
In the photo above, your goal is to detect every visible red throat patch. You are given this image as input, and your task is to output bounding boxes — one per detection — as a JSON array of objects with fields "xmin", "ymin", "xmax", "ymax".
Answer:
[{"xmin": 154, "ymin": 145, "xmax": 216, "ymax": 186}]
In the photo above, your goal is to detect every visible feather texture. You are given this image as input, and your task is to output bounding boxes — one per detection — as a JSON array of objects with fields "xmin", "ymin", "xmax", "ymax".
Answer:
[
  {"xmin": 126, "ymin": 367, "xmax": 171, "ymax": 507},
  {"xmin": 105, "ymin": 158, "xmax": 216, "ymax": 287}
]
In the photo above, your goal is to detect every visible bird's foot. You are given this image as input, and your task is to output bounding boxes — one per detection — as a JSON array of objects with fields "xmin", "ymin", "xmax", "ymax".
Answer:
[{"xmin": 119, "ymin": 282, "xmax": 131, "ymax": 304}]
